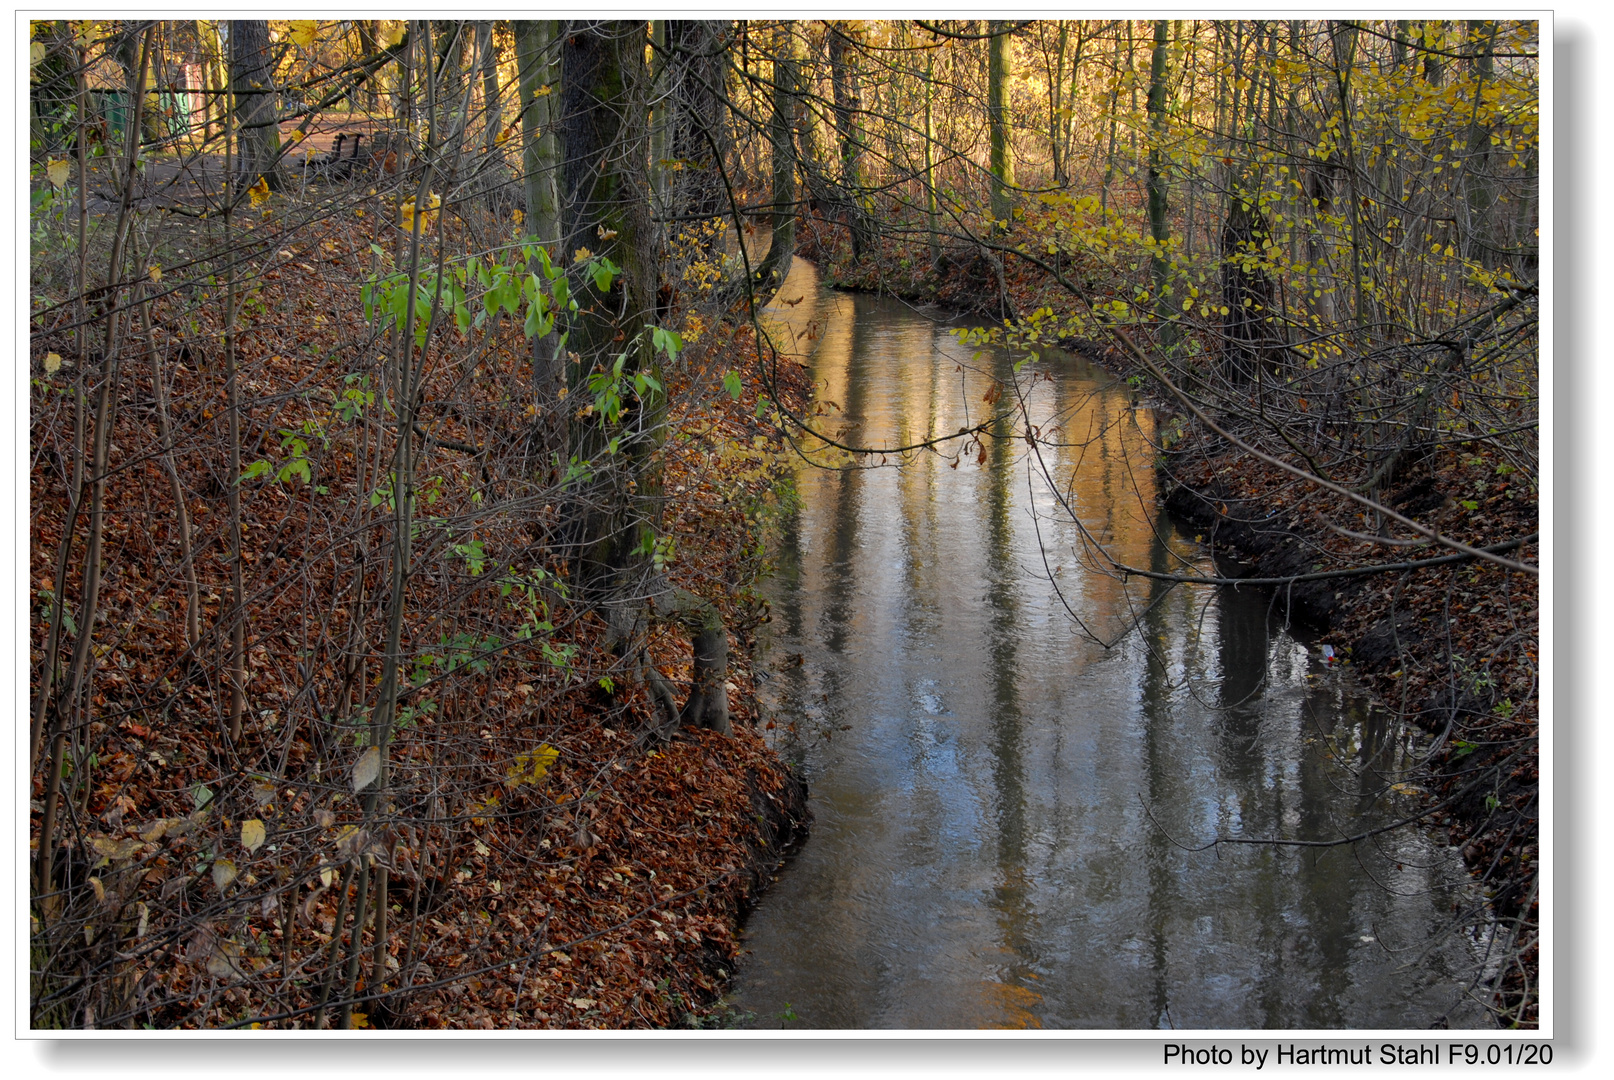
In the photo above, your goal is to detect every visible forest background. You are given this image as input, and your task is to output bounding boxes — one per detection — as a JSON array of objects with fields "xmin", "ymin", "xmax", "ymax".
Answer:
[{"xmin": 11, "ymin": 10, "xmax": 1577, "ymax": 1047}]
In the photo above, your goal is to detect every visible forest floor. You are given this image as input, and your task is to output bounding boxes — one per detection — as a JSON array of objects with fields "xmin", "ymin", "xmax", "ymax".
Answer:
[
  {"xmin": 30, "ymin": 198, "xmax": 817, "ymax": 1028},
  {"xmin": 800, "ymin": 213, "xmax": 1540, "ymax": 1028}
]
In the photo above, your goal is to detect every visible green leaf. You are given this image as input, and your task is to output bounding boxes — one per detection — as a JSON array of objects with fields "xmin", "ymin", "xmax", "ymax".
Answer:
[
  {"xmin": 723, "ymin": 371, "xmax": 743, "ymax": 400},
  {"xmin": 239, "ymin": 460, "xmax": 272, "ymax": 483},
  {"xmin": 652, "ymin": 326, "xmax": 683, "ymax": 360}
]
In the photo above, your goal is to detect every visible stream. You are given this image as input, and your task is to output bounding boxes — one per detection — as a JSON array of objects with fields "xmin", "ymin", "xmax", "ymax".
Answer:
[{"xmin": 725, "ymin": 259, "xmax": 1489, "ymax": 1030}]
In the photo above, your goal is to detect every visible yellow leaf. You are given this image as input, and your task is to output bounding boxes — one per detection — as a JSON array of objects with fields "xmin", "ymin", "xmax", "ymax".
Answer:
[
  {"xmin": 212, "ymin": 858, "xmax": 238, "ymax": 891},
  {"xmin": 574, "ymin": 247, "xmax": 593, "ymax": 263},
  {"xmin": 506, "ymin": 743, "xmax": 559, "ymax": 788},
  {"xmin": 511, "ymin": 207, "xmax": 524, "ymax": 225},
  {"xmin": 148, "ymin": 264, "xmax": 162, "ymax": 282},
  {"xmin": 47, "ymin": 159, "xmax": 70, "ymax": 188},
  {"xmin": 91, "ymin": 836, "xmax": 141, "ymax": 861},
  {"xmin": 352, "ymin": 746, "xmax": 381, "ymax": 791},
  {"xmin": 288, "ymin": 21, "xmax": 318, "ymax": 49},
  {"xmin": 398, "ymin": 192, "xmax": 440, "ymax": 232},
  {"xmin": 247, "ymin": 175, "xmax": 270, "ymax": 208},
  {"xmin": 378, "ymin": 23, "xmax": 405, "ymax": 49},
  {"xmin": 43, "ymin": 352, "xmax": 63, "ymax": 374},
  {"xmin": 31, "ymin": 42, "xmax": 46, "ymax": 69},
  {"xmin": 349, "ymin": 1010, "xmax": 370, "ymax": 1029},
  {"xmin": 241, "ymin": 819, "xmax": 266, "ymax": 853}
]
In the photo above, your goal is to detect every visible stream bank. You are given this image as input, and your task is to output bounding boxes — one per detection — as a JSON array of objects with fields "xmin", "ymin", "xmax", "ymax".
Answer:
[{"xmin": 1157, "ymin": 436, "xmax": 1540, "ymax": 1027}]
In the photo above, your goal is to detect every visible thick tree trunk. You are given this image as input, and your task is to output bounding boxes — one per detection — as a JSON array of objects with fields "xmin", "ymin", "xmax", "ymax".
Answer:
[
  {"xmin": 664, "ymin": 20, "xmax": 731, "ymax": 244},
  {"xmin": 754, "ymin": 21, "xmax": 798, "ymax": 296},
  {"xmin": 1219, "ymin": 195, "xmax": 1278, "ymax": 384},
  {"xmin": 228, "ymin": 20, "xmax": 285, "ymax": 189},
  {"xmin": 559, "ymin": 22, "xmax": 659, "ymax": 591}
]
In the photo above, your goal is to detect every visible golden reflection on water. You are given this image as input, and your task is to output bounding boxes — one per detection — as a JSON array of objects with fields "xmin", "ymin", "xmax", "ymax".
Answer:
[{"xmin": 979, "ymin": 980, "xmax": 1045, "ymax": 1030}]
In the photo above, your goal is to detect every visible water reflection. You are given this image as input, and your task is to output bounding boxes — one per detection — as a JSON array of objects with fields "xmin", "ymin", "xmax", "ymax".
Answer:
[{"xmin": 731, "ymin": 262, "xmax": 1486, "ymax": 1030}]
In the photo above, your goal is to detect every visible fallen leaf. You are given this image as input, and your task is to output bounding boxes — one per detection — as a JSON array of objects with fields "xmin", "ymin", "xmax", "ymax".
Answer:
[
  {"xmin": 43, "ymin": 352, "xmax": 63, "ymax": 374},
  {"xmin": 47, "ymin": 159, "xmax": 70, "ymax": 188},
  {"xmin": 241, "ymin": 819, "xmax": 266, "ymax": 853},
  {"xmin": 212, "ymin": 858, "xmax": 238, "ymax": 891},
  {"xmin": 91, "ymin": 836, "xmax": 141, "ymax": 861},
  {"xmin": 352, "ymin": 746, "xmax": 380, "ymax": 791}
]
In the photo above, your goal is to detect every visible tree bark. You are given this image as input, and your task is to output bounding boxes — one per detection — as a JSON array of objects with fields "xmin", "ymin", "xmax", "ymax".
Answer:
[
  {"xmin": 1145, "ymin": 19, "xmax": 1176, "ymax": 346},
  {"xmin": 827, "ymin": 23, "xmax": 875, "ymax": 259},
  {"xmin": 228, "ymin": 20, "xmax": 285, "ymax": 189},
  {"xmin": 515, "ymin": 20, "xmax": 564, "ymax": 462},
  {"xmin": 664, "ymin": 21, "xmax": 731, "ymax": 242},
  {"xmin": 754, "ymin": 21, "xmax": 798, "ymax": 295},
  {"xmin": 559, "ymin": 21, "xmax": 659, "ymax": 593},
  {"xmin": 987, "ymin": 20, "xmax": 1015, "ymax": 232}
]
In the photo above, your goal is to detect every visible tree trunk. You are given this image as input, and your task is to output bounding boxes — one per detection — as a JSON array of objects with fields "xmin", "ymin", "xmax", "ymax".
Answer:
[
  {"xmin": 827, "ymin": 23, "xmax": 875, "ymax": 259},
  {"xmin": 987, "ymin": 20, "xmax": 1015, "ymax": 232},
  {"xmin": 473, "ymin": 21, "xmax": 507, "ymax": 212},
  {"xmin": 357, "ymin": 22, "xmax": 381, "ymax": 113},
  {"xmin": 1219, "ymin": 194, "xmax": 1278, "ymax": 384},
  {"xmin": 754, "ymin": 21, "xmax": 798, "ymax": 295},
  {"xmin": 515, "ymin": 20, "xmax": 564, "ymax": 462},
  {"xmin": 559, "ymin": 21, "xmax": 659, "ymax": 593},
  {"xmin": 1145, "ymin": 19, "xmax": 1176, "ymax": 346},
  {"xmin": 228, "ymin": 20, "xmax": 285, "ymax": 189},
  {"xmin": 923, "ymin": 49, "xmax": 942, "ymax": 268},
  {"xmin": 1462, "ymin": 20, "xmax": 1497, "ymax": 264},
  {"xmin": 664, "ymin": 20, "xmax": 731, "ymax": 243},
  {"xmin": 431, "ymin": 22, "xmax": 469, "ymax": 168}
]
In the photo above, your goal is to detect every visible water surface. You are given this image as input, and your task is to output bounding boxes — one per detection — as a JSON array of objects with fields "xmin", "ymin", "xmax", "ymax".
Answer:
[{"xmin": 731, "ymin": 262, "xmax": 1486, "ymax": 1030}]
